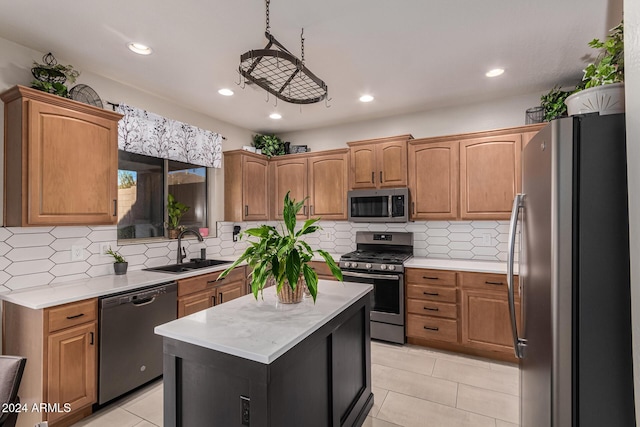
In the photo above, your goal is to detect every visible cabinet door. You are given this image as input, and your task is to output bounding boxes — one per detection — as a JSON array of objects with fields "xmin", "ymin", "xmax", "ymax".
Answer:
[
  {"xmin": 28, "ymin": 101, "xmax": 118, "ymax": 225},
  {"xmin": 408, "ymin": 141, "xmax": 459, "ymax": 220},
  {"xmin": 350, "ymin": 144, "xmax": 376, "ymax": 189},
  {"xmin": 459, "ymin": 134, "xmax": 522, "ymax": 219},
  {"xmin": 216, "ymin": 280, "xmax": 245, "ymax": 305},
  {"xmin": 178, "ymin": 289, "xmax": 216, "ymax": 317},
  {"xmin": 46, "ymin": 322, "xmax": 97, "ymax": 422},
  {"xmin": 308, "ymin": 152, "xmax": 349, "ymax": 219},
  {"xmin": 377, "ymin": 140, "xmax": 408, "ymax": 188},
  {"xmin": 272, "ymin": 158, "xmax": 308, "ymax": 219},
  {"xmin": 242, "ymin": 155, "xmax": 269, "ymax": 220},
  {"xmin": 461, "ymin": 289, "xmax": 521, "ymax": 354}
]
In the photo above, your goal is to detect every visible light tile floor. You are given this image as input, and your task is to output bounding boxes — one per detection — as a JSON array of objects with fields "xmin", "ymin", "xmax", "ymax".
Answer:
[{"xmin": 72, "ymin": 341, "xmax": 520, "ymax": 427}]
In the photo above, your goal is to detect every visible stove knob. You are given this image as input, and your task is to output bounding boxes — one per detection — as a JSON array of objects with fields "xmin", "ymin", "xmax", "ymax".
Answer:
[
  {"xmin": 343, "ymin": 262, "xmax": 351, "ymax": 268},
  {"xmin": 380, "ymin": 264, "xmax": 387, "ymax": 270},
  {"xmin": 365, "ymin": 263, "xmax": 372, "ymax": 269},
  {"xmin": 388, "ymin": 265, "xmax": 396, "ymax": 271},
  {"xmin": 352, "ymin": 263, "xmax": 358, "ymax": 268}
]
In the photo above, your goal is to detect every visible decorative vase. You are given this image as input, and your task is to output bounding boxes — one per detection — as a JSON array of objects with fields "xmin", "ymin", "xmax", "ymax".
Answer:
[
  {"xmin": 564, "ymin": 83, "xmax": 625, "ymax": 116},
  {"xmin": 114, "ymin": 262, "xmax": 128, "ymax": 275},
  {"xmin": 168, "ymin": 229, "xmax": 179, "ymax": 239},
  {"xmin": 268, "ymin": 276, "xmax": 305, "ymax": 304}
]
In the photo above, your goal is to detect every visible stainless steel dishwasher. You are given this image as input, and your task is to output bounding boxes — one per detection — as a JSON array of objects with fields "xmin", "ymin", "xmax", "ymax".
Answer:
[{"xmin": 98, "ymin": 281, "xmax": 177, "ymax": 404}]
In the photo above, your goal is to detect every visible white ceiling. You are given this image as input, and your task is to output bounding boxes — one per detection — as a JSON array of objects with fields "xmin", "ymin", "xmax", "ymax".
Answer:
[{"xmin": 0, "ymin": 0, "xmax": 615, "ymax": 134}]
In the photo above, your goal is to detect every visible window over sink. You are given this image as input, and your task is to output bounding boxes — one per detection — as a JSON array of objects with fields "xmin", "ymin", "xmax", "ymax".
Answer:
[{"xmin": 117, "ymin": 150, "xmax": 208, "ymax": 241}]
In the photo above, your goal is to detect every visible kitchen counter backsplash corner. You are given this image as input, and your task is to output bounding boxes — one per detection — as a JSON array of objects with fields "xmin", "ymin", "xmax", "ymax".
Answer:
[{"xmin": 0, "ymin": 220, "xmax": 516, "ymax": 292}]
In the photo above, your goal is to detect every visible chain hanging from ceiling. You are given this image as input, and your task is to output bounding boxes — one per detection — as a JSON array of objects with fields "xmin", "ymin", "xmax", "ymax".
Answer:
[{"xmin": 238, "ymin": 0, "xmax": 329, "ymax": 105}]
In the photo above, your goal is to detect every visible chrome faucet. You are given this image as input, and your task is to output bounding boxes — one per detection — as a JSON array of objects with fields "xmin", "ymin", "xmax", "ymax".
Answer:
[{"xmin": 176, "ymin": 228, "xmax": 204, "ymax": 264}]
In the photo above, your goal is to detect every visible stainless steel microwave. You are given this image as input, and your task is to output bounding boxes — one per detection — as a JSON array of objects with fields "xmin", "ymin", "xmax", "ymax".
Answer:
[{"xmin": 347, "ymin": 188, "xmax": 409, "ymax": 223}]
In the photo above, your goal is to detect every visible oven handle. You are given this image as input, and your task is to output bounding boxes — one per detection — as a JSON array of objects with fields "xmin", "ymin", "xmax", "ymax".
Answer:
[{"xmin": 342, "ymin": 271, "xmax": 400, "ymax": 281}]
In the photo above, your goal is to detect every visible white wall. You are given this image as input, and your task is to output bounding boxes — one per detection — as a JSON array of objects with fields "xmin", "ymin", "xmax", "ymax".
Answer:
[
  {"xmin": 0, "ymin": 36, "xmax": 253, "ymax": 223},
  {"xmin": 279, "ymin": 92, "xmax": 542, "ymax": 149},
  {"xmin": 623, "ymin": 0, "xmax": 640, "ymax": 418}
]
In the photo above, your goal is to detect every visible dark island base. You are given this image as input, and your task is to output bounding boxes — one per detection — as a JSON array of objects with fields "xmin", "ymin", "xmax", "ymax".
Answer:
[{"xmin": 162, "ymin": 293, "xmax": 373, "ymax": 427}]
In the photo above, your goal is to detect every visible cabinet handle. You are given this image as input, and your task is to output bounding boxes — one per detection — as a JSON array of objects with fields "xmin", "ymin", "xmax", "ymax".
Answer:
[
  {"xmin": 245, "ymin": 205, "xmax": 249, "ymax": 216},
  {"xmin": 113, "ymin": 199, "xmax": 117, "ymax": 216},
  {"xmin": 412, "ymin": 202, "xmax": 415, "ymax": 215},
  {"xmin": 423, "ymin": 276, "xmax": 439, "ymax": 280},
  {"xmin": 66, "ymin": 313, "xmax": 85, "ymax": 320},
  {"xmin": 371, "ymin": 172, "xmax": 375, "ymax": 184},
  {"xmin": 380, "ymin": 171, "xmax": 383, "ymax": 183},
  {"xmin": 303, "ymin": 205, "xmax": 308, "ymax": 216},
  {"xmin": 219, "ymin": 293, "xmax": 224, "ymax": 304},
  {"xmin": 211, "ymin": 295, "xmax": 217, "ymax": 306},
  {"xmin": 423, "ymin": 291, "xmax": 439, "ymax": 296},
  {"xmin": 423, "ymin": 306, "xmax": 439, "ymax": 311},
  {"xmin": 423, "ymin": 326, "xmax": 439, "ymax": 332},
  {"xmin": 89, "ymin": 332, "xmax": 94, "ymax": 345},
  {"xmin": 485, "ymin": 281, "xmax": 504, "ymax": 286},
  {"xmin": 310, "ymin": 205, "xmax": 314, "ymax": 215}
]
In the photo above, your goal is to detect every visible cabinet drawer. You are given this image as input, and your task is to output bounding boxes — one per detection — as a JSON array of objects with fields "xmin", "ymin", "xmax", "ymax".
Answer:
[
  {"xmin": 406, "ymin": 284, "xmax": 456, "ymax": 303},
  {"xmin": 308, "ymin": 261, "xmax": 336, "ymax": 280},
  {"xmin": 178, "ymin": 267, "xmax": 245, "ymax": 297},
  {"xmin": 46, "ymin": 298, "xmax": 97, "ymax": 333},
  {"xmin": 406, "ymin": 314, "xmax": 458, "ymax": 343},
  {"xmin": 406, "ymin": 268, "xmax": 456, "ymax": 287},
  {"xmin": 460, "ymin": 271, "xmax": 518, "ymax": 294},
  {"xmin": 406, "ymin": 299, "xmax": 456, "ymax": 319}
]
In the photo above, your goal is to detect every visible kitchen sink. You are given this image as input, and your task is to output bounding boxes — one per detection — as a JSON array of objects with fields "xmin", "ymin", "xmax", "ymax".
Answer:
[{"xmin": 144, "ymin": 259, "xmax": 231, "ymax": 273}]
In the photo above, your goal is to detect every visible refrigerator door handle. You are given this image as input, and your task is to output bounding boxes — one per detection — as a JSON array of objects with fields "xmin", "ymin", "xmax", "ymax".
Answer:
[{"xmin": 508, "ymin": 193, "xmax": 526, "ymax": 359}]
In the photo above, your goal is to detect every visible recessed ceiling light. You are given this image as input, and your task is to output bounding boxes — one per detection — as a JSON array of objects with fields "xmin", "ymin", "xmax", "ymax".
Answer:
[
  {"xmin": 359, "ymin": 95, "xmax": 374, "ymax": 103},
  {"xmin": 485, "ymin": 68, "xmax": 505, "ymax": 77},
  {"xmin": 127, "ymin": 42, "xmax": 153, "ymax": 55},
  {"xmin": 218, "ymin": 88, "xmax": 234, "ymax": 96},
  {"xmin": 269, "ymin": 113, "xmax": 282, "ymax": 120}
]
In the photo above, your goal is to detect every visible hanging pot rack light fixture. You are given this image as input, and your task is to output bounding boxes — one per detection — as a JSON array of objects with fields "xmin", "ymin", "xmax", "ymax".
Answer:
[{"xmin": 238, "ymin": 0, "xmax": 329, "ymax": 105}]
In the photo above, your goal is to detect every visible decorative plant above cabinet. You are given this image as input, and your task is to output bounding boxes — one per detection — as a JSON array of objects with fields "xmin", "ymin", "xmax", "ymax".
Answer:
[{"xmin": 30, "ymin": 52, "xmax": 80, "ymax": 98}]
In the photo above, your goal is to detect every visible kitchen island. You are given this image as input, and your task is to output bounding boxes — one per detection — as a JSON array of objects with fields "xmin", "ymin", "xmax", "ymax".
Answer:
[{"xmin": 155, "ymin": 280, "xmax": 374, "ymax": 427}]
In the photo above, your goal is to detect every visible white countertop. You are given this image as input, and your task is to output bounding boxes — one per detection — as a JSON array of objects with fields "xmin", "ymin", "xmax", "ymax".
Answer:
[
  {"xmin": 0, "ymin": 261, "xmax": 238, "ymax": 310},
  {"xmin": 404, "ymin": 257, "xmax": 515, "ymax": 274},
  {"xmin": 154, "ymin": 280, "xmax": 373, "ymax": 364}
]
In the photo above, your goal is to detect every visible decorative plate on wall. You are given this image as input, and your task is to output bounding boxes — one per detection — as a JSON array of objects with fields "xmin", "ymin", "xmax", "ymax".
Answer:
[{"xmin": 69, "ymin": 84, "xmax": 103, "ymax": 108}]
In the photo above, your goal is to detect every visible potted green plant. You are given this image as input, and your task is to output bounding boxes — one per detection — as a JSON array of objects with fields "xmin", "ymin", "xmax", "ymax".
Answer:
[
  {"xmin": 167, "ymin": 194, "xmax": 190, "ymax": 238},
  {"xmin": 253, "ymin": 134, "xmax": 285, "ymax": 158},
  {"xmin": 106, "ymin": 247, "xmax": 128, "ymax": 275},
  {"xmin": 540, "ymin": 86, "xmax": 572, "ymax": 121},
  {"xmin": 30, "ymin": 52, "xmax": 80, "ymax": 98},
  {"xmin": 565, "ymin": 21, "xmax": 624, "ymax": 116},
  {"xmin": 218, "ymin": 192, "xmax": 342, "ymax": 303}
]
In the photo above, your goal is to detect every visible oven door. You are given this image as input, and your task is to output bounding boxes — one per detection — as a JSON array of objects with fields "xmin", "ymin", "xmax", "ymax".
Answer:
[{"xmin": 341, "ymin": 270, "xmax": 404, "ymax": 326}]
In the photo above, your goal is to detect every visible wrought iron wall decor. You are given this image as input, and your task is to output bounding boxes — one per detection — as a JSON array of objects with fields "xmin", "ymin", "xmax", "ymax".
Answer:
[{"xmin": 238, "ymin": 0, "xmax": 328, "ymax": 105}]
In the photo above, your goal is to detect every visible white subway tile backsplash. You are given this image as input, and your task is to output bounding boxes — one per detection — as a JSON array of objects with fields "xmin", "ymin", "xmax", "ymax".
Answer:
[{"xmin": 0, "ymin": 219, "xmax": 515, "ymax": 292}]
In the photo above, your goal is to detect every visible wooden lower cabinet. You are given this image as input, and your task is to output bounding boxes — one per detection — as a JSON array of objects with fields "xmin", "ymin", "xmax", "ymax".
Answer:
[
  {"xmin": 308, "ymin": 260, "xmax": 339, "ymax": 281},
  {"xmin": 3, "ymin": 298, "xmax": 98, "ymax": 427},
  {"xmin": 406, "ymin": 268, "xmax": 520, "ymax": 362},
  {"xmin": 177, "ymin": 266, "xmax": 247, "ymax": 317}
]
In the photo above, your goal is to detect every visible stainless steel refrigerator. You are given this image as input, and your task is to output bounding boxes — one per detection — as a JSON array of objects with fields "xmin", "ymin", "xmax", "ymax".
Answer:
[{"xmin": 506, "ymin": 114, "xmax": 635, "ymax": 427}]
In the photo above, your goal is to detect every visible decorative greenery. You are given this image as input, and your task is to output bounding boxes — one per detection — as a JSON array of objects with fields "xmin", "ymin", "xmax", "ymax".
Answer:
[
  {"xmin": 106, "ymin": 247, "xmax": 126, "ymax": 263},
  {"xmin": 30, "ymin": 52, "xmax": 80, "ymax": 98},
  {"xmin": 253, "ymin": 134, "xmax": 285, "ymax": 158},
  {"xmin": 582, "ymin": 21, "xmax": 624, "ymax": 89},
  {"xmin": 167, "ymin": 194, "xmax": 190, "ymax": 230},
  {"xmin": 540, "ymin": 86, "xmax": 572, "ymax": 121},
  {"xmin": 218, "ymin": 191, "xmax": 343, "ymax": 302}
]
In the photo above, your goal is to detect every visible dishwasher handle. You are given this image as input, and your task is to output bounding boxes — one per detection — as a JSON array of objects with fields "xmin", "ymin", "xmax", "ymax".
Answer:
[{"xmin": 131, "ymin": 296, "xmax": 156, "ymax": 306}]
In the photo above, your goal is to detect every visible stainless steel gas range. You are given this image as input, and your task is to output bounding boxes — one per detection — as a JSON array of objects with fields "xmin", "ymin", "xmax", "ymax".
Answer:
[{"xmin": 339, "ymin": 231, "xmax": 413, "ymax": 344}]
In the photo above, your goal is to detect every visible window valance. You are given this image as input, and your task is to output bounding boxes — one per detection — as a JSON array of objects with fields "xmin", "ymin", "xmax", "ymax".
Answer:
[{"xmin": 116, "ymin": 104, "xmax": 224, "ymax": 168}]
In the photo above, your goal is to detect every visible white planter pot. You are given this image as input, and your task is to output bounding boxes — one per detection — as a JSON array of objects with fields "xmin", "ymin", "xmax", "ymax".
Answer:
[{"xmin": 564, "ymin": 83, "xmax": 625, "ymax": 116}]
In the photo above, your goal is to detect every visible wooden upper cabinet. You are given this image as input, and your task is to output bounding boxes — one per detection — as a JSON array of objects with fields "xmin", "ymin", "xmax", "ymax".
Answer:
[
  {"xmin": 271, "ymin": 157, "xmax": 308, "ymax": 219},
  {"xmin": 1, "ymin": 85, "xmax": 121, "ymax": 226},
  {"xmin": 347, "ymin": 135, "xmax": 411, "ymax": 189},
  {"xmin": 308, "ymin": 150, "xmax": 349, "ymax": 219},
  {"xmin": 408, "ymin": 140, "xmax": 459, "ymax": 220},
  {"xmin": 224, "ymin": 151, "xmax": 269, "ymax": 221},
  {"xmin": 459, "ymin": 133, "xmax": 522, "ymax": 219}
]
